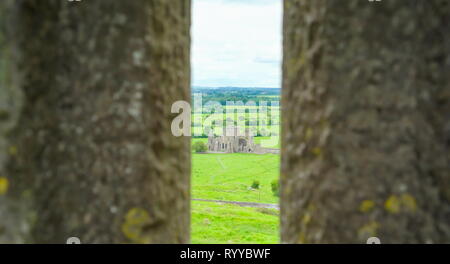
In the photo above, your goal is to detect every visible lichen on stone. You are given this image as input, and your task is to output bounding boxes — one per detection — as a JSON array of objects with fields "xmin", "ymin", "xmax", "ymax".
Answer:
[
  {"xmin": 384, "ymin": 194, "xmax": 417, "ymax": 214},
  {"xmin": 358, "ymin": 221, "xmax": 380, "ymax": 238},
  {"xmin": 384, "ymin": 195, "xmax": 401, "ymax": 214}
]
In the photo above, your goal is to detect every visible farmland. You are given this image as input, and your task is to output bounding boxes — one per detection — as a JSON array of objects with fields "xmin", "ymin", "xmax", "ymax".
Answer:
[
  {"xmin": 191, "ymin": 87, "xmax": 280, "ymax": 137},
  {"xmin": 192, "ymin": 151, "xmax": 280, "ymax": 204}
]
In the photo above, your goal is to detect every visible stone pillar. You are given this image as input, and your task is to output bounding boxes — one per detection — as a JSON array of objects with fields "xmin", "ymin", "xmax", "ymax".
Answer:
[
  {"xmin": 281, "ymin": 0, "xmax": 450, "ymax": 243},
  {"xmin": 3, "ymin": 0, "xmax": 191, "ymax": 244}
]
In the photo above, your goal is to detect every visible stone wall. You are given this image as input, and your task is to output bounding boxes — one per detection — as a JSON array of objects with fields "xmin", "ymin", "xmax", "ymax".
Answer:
[{"xmin": 281, "ymin": 0, "xmax": 450, "ymax": 243}]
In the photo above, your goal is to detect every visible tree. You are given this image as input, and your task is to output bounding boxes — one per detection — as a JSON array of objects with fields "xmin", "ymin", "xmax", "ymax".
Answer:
[
  {"xmin": 281, "ymin": 0, "xmax": 450, "ymax": 243},
  {"xmin": 1, "ymin": 0, "xmax": 191, "ymax": 244},
  {"xmin": 193, "ymin": 141, "xmax": 207, "ymax": 153}
]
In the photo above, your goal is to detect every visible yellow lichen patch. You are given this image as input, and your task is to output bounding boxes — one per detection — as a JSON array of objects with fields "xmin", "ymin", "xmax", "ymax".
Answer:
[
  {"xmin": 359, "ymin": 200, "xmax": 375, "ymax": 213},
  {"xmin": 400, "ymin": 194, "xmax": 417, "ymax": 212},
  {"xmin": 311, "ymin": 147, "xmax": 322, "ymax": 156},
  {"xmin": 0, "ymin": 177, "xmax": 9, "ymax": 195},
  {"xmin": 305, "ymin": 128, "xmax": 313, "ymax": 140},
  {"xmin": 302, "ymin": 204, "xmax": 315, "ymax": 224},
  {"xmin": 384, "ymin": 195, "xmax": 400, "ymax": 214},
  {"xmin": 358, "ymin": 221, "xmax": 379, "ymax": 238},
  {"xmin": 121, "ymin": 207, "xmax": 152, "ymax": 244},
  {"xmin": 8, "ymin": 146, "xmax": 17, "ymax": 156}
]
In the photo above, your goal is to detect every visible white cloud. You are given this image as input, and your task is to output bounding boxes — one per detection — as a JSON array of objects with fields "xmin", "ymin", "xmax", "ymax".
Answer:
[{"xmin": 192, "ymin": 0, "xmax": 282, "ymax": 88}]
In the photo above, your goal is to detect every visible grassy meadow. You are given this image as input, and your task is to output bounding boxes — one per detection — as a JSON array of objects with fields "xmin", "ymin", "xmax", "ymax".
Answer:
[
  {"xmin": 192, "ymin": 152, "xmax": 279, "ymax": 203},
  {"xmin": 191, "ymin": 138, "xmax": 280, "ymax": 244}
]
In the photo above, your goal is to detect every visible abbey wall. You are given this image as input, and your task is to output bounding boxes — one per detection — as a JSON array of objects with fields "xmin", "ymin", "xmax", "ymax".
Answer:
[{"xmin": 207, "ymin": 127, "xmax": 279, "ymax": 154}]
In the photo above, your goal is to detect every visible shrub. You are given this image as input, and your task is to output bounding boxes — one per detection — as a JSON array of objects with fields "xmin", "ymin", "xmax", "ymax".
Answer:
[
  {"xmin": 251, "ymin": 180, "xmax": 260, "ymax": 189},
  {"xmin": 271, "ymin": 179, "xmax": 279, "ymax": 197},
  {"xmin": 193, "ymin": 141, "xmax": 208, "ymax": 153}
]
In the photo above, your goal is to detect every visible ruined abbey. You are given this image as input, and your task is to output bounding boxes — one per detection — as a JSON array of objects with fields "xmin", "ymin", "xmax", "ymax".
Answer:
[{"xmin": 207, "ymin": 127, "xmax": 279, "ymax": 154}]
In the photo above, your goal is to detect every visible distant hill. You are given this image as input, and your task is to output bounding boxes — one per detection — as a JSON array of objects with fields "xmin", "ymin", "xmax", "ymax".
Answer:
[
  {"xmin": 192, "ymin": 87, "xmax": 280, "ymax": 105},
  {"xmin": 193, "ymin": 86, "xmax": 280, "ymax": 90}
]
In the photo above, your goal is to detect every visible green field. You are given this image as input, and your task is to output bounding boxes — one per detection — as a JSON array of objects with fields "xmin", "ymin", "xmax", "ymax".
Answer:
[
  {"xmin": 191, "ymin": 138, "xmax": 280, "ymax": 244},
  {"xmin": 191, "ymin": 201, "xmax": 279, "ymax": 244}
]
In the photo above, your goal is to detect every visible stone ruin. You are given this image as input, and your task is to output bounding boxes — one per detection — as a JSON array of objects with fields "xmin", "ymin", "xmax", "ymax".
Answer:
[{"xmin": 207, "ymin": 126, "xmax": 279, "ymax": 154}]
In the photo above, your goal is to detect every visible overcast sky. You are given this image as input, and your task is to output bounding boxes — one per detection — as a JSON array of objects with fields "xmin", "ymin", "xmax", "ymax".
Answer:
[{"xmin": 192, "ymin": 0, "xmax": 282, "ymax": 88}]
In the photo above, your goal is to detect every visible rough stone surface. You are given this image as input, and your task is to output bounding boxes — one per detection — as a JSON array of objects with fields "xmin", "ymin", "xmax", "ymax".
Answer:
[
  {"xmin": 281, "ymin": 0, "xmax": 450, "ymax": 243},
  {"xmin": 3, "ymin": 0, "xmax": 191, "ymax": 244},
  {"xmin": 208, "ymin": 126, "xmax": 257, "ymax": 153},
  {"xmin": 0, "ymin": 0, "xmax": 29, "ymax": 244}
]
